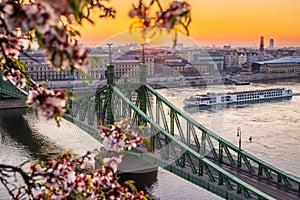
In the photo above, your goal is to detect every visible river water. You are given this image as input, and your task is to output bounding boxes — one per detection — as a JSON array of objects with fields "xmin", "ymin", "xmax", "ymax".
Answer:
[{"xmin": 1, "ymin": 80, "xmax": 300, "ymax": 199}]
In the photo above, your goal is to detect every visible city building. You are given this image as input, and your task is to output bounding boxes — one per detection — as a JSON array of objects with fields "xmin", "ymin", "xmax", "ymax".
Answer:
[
  {"xmin": 180, "ymin": 49, "xmax": 224, "ymax": 72},
  {"xmin": 19, "ymin": 50, "xmax": 74, "ymax": 81},
  {"xmin": 152, "ymin": 51, "xmax": 195, "ymax": 76},
  {"xmin": 217, "ymin": 49, "xmax": 238, "ymax": 72},
  {"xmin": 269, "ymin": 39, "xmax": 274, "ymax": 49},
  {"xmin": 260, "ymin": 62, "xmax": 300, "ymax": 73},
  {"xmin": 252, "ymin": 56, "xmax": 300, "ymax": 73},
  {"xmin": 113, "ymin": 50, "xmax": 154, "ymax": 79},
  {"xmin": 246, "ymin": 51, "xmax": 259, "ymax": 63},
  {"xmin": 81, "ymin": 49, "xmax": 110, "ymax": 80},
  {"xmin": 237, "ymin": 52, "xmax": 247, "ymax": 70},
  {"xmin": 241, "ymin": 62, "xmax": 252, "ymax": 72},
  {"xmin": 223, "ymin": 45, "xmax": 231, "ymax": 50}
]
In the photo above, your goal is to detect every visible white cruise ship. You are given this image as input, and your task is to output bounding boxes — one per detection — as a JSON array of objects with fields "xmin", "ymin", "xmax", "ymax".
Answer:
[{"xmin": 183, "ymin": 88, "xmax": 292, "ymax": 106}]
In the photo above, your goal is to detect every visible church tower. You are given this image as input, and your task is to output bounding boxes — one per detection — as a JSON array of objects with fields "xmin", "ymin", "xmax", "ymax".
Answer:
[
  {"xmin": 258, "ymin": 36, "xmax": 265, "ymax": 61},
  {"xmin": 259, "ymin": 36, "xmax": 264, "ymax": 52}
]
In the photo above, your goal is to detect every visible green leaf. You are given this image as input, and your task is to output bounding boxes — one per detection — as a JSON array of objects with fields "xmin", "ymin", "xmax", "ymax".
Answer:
[
  {"xmin": 66, "ymin": 90, "xmax": 78, "ymax": 101},
  {"xmin": 35, "ymin": 31, "xmax": 43, "ymax": 47},
  {"xmin": 126, "ymin": 180, "xmax": 137, "ymax": 194}
]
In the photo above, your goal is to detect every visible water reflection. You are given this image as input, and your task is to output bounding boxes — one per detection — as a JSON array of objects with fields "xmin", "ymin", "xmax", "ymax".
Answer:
[{"xmin": 0, "ymin": 108, "xmax": 62, "ymax": 160}]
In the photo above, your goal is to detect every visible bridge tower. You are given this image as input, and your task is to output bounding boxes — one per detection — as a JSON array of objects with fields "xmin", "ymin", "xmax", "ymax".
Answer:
[
  {"xmin": 106, "ymin": 43, "xmax": 115, "ymax": 124},
  {"xmin": 137, "ymin": 44, "xmax": 147, "ymax": 126}
]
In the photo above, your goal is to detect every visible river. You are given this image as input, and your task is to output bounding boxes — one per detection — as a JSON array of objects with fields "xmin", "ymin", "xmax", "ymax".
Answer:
[{"xmin": 1, "ymin": 80, "xmax": 300, "ymax": 199}]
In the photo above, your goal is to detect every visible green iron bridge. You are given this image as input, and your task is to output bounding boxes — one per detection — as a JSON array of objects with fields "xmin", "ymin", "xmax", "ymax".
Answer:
[{"xmin": 1, "ymin": 46, "xmax": 300, "ymax": 200}]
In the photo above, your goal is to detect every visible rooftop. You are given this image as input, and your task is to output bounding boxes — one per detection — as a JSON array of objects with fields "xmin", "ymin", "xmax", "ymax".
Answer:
[
  {"xmin": 256, "ymin": 56, "xmax": 300, "ymax": 64},
  {"xmin": 262, "ymin": 62, "xmax": 300, "ymax": 67}
]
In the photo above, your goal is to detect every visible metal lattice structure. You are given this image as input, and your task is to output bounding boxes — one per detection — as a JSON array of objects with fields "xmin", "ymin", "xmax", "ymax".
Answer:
[{"xmin": 1, "ymin": 47, "xmax": 300, "ymax": 199}]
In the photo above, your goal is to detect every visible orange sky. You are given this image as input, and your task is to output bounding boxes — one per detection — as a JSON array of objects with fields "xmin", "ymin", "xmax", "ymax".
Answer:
[{"xmin": 79, "ymin": 0, "xmax": 300, "ymax": 47}]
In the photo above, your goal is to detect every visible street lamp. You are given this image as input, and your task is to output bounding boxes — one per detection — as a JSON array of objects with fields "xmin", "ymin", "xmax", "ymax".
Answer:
[{"xmin": 237, "ymin": 127, "xmax": 242, "ymax": 167}]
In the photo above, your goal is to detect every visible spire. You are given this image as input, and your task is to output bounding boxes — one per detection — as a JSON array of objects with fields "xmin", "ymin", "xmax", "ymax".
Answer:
[
  {"xmin": 107, "ymin": 43, "xmax": 113, "ymax": 64},
  {"xmin": 141, "ymin": 43, "xmax": 146, "ymax": 64},
  {"xmin": 106, "ymin": 43, "xmax": 114, "ymax": 86},
  {"xmin": 139, "ymin": 43, "xmax": 147, "ymax": 84}
]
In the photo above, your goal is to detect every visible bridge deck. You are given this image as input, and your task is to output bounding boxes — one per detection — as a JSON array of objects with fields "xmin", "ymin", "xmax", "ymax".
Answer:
[
  {"xmin": 138, "ymin": 144, "xmax": 300, "ymax": 200},
  {"xmin": 138, "ymin": 129, "xmax": 299, "ymax": 200},
  {"xmin": 206, "ymin": 155, "xmax": 300, "ymax": 200}
]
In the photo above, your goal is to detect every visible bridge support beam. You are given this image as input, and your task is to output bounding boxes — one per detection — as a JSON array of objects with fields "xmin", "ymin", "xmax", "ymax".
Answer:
[
  {"xmin": 218, "ymin": 143, "xmax": 223, "ymax": 162},
  {"xmin": 201, "ymin": 131, "xmax": 206, "ymax": 155}
]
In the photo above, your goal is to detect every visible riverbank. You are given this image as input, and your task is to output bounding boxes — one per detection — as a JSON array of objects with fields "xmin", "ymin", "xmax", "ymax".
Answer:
[
  {"xmin": 231, "ymin": 72, "xmax": 300, "ymax": 83},
  {"xmin": 39, "ymin": 72, "xmax": 300, "ymax": 92}
]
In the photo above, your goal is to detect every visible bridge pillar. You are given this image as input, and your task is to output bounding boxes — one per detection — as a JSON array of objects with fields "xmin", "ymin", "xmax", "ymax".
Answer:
[{"xmin": 106, "ymin": 43, "xmax": 114, "ymax": 124}]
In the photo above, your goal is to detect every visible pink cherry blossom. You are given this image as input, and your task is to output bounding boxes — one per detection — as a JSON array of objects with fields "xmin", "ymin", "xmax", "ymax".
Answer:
[
  {"xmin": 26, "ymin": 84, "xmax": 67, "ymax": 120},
  {"xmin": 155, "ymin": 1, "xmax": 190, "ymax": 32},
  {"xmin": 0, "ymin": 35, "xmax": 20, "ymax": 58},
  {"xmin": 2, "ymin": 68, "xmax": 26, "ymax": 88},
  {"xmin": 99, "ymin": 119, "xmax": 143, "ymax": 152}
]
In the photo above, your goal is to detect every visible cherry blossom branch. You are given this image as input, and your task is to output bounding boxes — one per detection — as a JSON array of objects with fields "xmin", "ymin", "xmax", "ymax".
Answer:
[
  {"xmin": 0, "ymin": 0, "xmax": 191, "ymax": 123},
  {"xmin": 0, "ymin": 120, "xmax": 149, "ymax": 199},
  {"xmin": 128, "ymin": 0, "xmax": 191, "ymax": 44},
  {"xmin": 154, "ymin": 0, "xmax": 163, "ymax": 11}
]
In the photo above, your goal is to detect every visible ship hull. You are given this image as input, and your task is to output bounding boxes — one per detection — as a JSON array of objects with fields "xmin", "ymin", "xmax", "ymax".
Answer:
[{"xmin": 183, "ymin": 88, "xmax": 293, "ymax": 107}]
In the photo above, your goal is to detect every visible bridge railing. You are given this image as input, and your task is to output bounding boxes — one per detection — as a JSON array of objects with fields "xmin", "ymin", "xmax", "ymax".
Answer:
[
  {"xmin": 68, "ymin": 85, "xmax": 107, "ymax": 127},
  {"xmin": 145, "ymin": 84, "xmax": 300, "ymax": 193},
  {"xmin": 112, "ymin": 85, "xmax": 275, "ymax": 200}
]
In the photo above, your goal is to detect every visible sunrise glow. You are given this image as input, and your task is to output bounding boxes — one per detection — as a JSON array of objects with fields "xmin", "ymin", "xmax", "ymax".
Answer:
[{"xmin": 79, "ymin": 0, "xmax": 300, "ymax": 47}]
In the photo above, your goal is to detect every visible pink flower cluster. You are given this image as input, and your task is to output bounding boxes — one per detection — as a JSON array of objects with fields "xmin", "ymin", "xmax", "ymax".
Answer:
[
  {"xmin": 2, "ymin": 1, "xmax": 57, "ymax": 34},
  {"xmin": 129, "ymin": 3, "xmax": 151, "ymax": 27},
  {"xmin": 26, "ymin": 84, "xmax": 67, "ymax": 120},
  {"xmin": 42, "ymin": 26, "xmax": 89, "ymax": 72},
  {"xmin": 155, "ymin": 1, "xmax": 190, "ymax": 32},
  {"xmin": 0, "ymin": 35, "xmax": 20, "ymax": 58},
  {"xmin": 23, "ymin": 153, "xmax": 118, "ymax": 199},
  {"xmin": 99, "ymin": 119, "xmax": 143, "ymax": 152},
  {"xmin": 105, "ymin": 181, "xmax": 147, "ymax": 200},
  {"xmin": 103, "ymin": 153, "xmax": 123, "ymax": 173},
  {"xmin": 0, "ymin": 1, "xmax": 93, "ymax": 121},
  {"xmin": 11, "ymin": 120, "xmax": 147, "ymax": 199},
  {"xmin": 128, "ymin": 0, "xmax": 191, "ymax": 33},
  {"xmin": 0, "ymin": 0, "xmax": 90, "ymax": 72},
  {"xmin": 2, "ymin": 68, "xmax": 26, "ymax": 88}
]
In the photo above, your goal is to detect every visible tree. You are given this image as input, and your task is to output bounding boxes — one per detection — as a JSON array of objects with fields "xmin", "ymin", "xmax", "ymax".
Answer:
[
  {"xmin": 0, "ymin": 119, "xmax": 147, "ymax": 199},
  {"xmin": 0, "ymin": 0, "xmax": 191, "ymax": 199}
]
